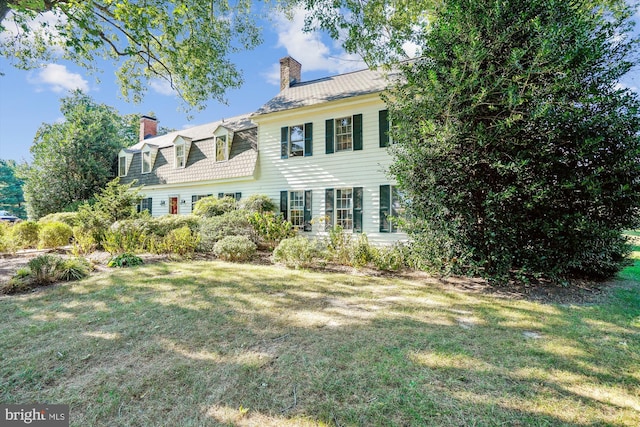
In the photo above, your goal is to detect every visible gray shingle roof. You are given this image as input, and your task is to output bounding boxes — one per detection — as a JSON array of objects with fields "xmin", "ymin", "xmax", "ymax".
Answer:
[
  {"xmin": 254, "ymin": 68, "xmax": 394, "ymax": 116},
  {"xmin": 120, "ymin": 126, "xmax": 258, "ymax": 186},
  {"xmin": 129, "ymin": 113, "xmax": 254, "ymax": 150}
]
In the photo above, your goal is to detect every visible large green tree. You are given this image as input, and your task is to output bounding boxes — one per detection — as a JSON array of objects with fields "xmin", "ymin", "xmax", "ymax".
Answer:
[
  {"xmin": 0, "ymin": 159, "xmax": 26, "ymax": 218},
  {"xmin": 20, "ymin": 91, "xmax": 137, "ymax": 219},
  {"xmin": 0, "ymin": 0, "xmax": 261, "ymax": 110},
  {"xmin": 386, "ymin": 0, "xmax": 640, "ymax": 282}
]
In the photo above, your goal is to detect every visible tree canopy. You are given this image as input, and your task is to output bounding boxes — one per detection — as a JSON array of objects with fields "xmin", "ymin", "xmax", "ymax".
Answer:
[
  {"xmin": 0, "ymin": 0, "xmax": 261, "ymax": 110},
  {"xmin": 386, "ymin": 0, "xmax": 640, "ymax": 282},
  {"xmin": 0, "ymin": 159, "xmax": 26, "ymax": 218},
  {"xmin": 20, "ymin": 91, "xmax": 137, "ymax": 219}
]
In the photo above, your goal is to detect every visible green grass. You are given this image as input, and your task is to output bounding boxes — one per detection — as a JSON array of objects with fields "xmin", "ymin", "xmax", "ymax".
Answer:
[{"xmin": 1, "ymin": 261, "xmax": 639, "ymax": 426}]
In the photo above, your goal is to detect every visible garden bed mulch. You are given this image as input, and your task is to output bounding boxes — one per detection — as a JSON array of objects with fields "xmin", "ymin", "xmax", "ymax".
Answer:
[{"xmin": 0, "ymin": 249, "xmax": 619, "ymax": 305}]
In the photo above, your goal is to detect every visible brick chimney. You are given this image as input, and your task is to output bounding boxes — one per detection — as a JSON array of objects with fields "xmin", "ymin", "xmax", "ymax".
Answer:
[
  {"xmin": 280, "ymin": 56, "xmax": 301, "ymax": 91},
  {"xmin": 139, "ymin": 115, "xmax": 158, "ymax": 142}
]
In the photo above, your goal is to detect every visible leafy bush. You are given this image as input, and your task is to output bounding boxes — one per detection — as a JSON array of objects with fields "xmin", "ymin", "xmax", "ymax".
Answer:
[
  {"xmin": 145, "ymin": 214, "xmax": 200, "ymax": 237},
  {"xmin": 71, "ymin": 226, "xmax": 96, "ymax": 255},
  {"xmin": 38, "ymin": 221, "xmax": 73, "ymax": 249},
  {"xmin": 193, "ymin": 196, "xmax": 237, "ymax": 217},
  {"xmin": 372, "ymin": 244, "xmax": 408, "ymax": 271},
  {"xmin": 11, "ymin": 221, "xmax": 40, "ymax": 249},
  {"xmin": 273, "ymin": 236, "xmax": 322, "ymax": 268},
  {"xmin": 350, "ymin": 234, "xmax": 376, "ymax": 268},
  {"xmin": 248, "ymin": 212, "xmax": 295, "ymax": 249},
  {"xmin": 197, "ymin": 210, "xmax": 254, "ymax": 252},
  {"xmin": 324, "ymin": 226, "xmax": 353, "ymax": 265},
  {"xmin": 27, "ymin": 254, "xmax": 65, "ymax": 285},
  {"xmin": 57, "ymin": 257, "xmax": 91, "ymax": 281},
  {"xmin": 213, "ymin": 235, "xmax": 256, "ymax": 262},
  {"xmin": 102, "ymin": 225, "xmax": 145, "ymax": 255},
  {"xmin": 38, "ymin": 212, "xmax": 79, "ymax": 227},
  {"xmin": 107, "ymin": 252, "xmax": 144, "ymax": 268},
  {"xmin": 0, "ymin": 222, "xmax": 15, "ymax": 253},
  {"xmin": 160, "ymin": 226, "xmax": 200, "ymax": 257},
  {"xmin": 76, "ymin": 178, "xmax": 143, "ymax": 247},
  {"xmin": 242, "ymin": 194, "xmax": 276, "ymax": 213}
]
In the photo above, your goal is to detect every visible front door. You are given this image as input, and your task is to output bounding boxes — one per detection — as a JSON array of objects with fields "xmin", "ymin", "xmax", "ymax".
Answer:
[{"xmin": 169, "ymin": 197, "xmax": 178, "ymax": 215}]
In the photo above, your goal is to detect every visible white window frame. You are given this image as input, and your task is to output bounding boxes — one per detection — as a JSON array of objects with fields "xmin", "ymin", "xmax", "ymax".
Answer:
[
  {"xmin": 141, "ymin": 149, "xmax": 151, "ymax": 174},
  {"xmin": 175, "ymin": 142, "xmax": 185, "ymax": 168},
  {"xmin": 335, "ymin": 116, "xmax": 353, "ymax": 152},
  {"xmin": 216, "ymin": 134, "xmax": 228, "ymax": 162},
  {"xmin": 335, "ymin": 188, "xmax": 354, "ymax": 230},
  {"xmin": 289, "ymin": 191, "xmax": 305, "ymax": 229},
  {"xmin": 118, "ymin": 156, "xmax": 127, "ymax": 177},
  {"xmin": 289, "ymin": 125, "xmax": 305, "ymax": 157}
]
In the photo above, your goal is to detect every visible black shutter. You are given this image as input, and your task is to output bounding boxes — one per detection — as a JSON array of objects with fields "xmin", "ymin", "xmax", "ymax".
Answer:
[
  {"xmin": 218, "ymin": 193, "xmax": 224, "ymax": 198},
  {"xmin": 191, "ymin": 195, "xmax": 198, "ymax": 210},
  {"xmin": 303, "ymin": 190, "xmax": 312, "ymax": 232},
  {"xmin": 147, "ymin": 198, "xmax": 152, "ymax": 215},
  {"xmin": 353, "ymin": 187, "xmax": 363, "ymax": 233},
  {"xmin": 353, "ymin": 114, "xmax": 363, "ymax": 151},
  {"xmin": 304, "ymin": 122, "xmax": 313, "ymax": 157},
  {"xmin": 380, "ymin": 185, "xmax": 391, "ymax": 232},
  {"xmin": 280, "ymin": 191, "xmax": 288, "ymax": 220},
  {"xmin": 325, "ymin": 188, "xmax": 334, "ymax": 231},
  {"xmin": 281, "ymin": 127, "xmax": 289, "ymax": 159},
  {"xmin": 379, "ymin": 110, "xmax": 389, "ymax": 147},
  {"xmin": 325, "ymin": 119, "xmax": 334, "ymax": 154}
]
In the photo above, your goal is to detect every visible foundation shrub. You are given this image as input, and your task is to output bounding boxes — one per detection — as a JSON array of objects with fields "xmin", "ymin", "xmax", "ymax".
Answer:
[
  {"xmin": 38, "ymin": 212, "xmax": 79, "ymax": 227},
  {"xmin": 197, "ymin": 210, "xmax": 254, "ymax": 252},
  {"xmin": 242, "ymin": 194, "xmax": 276, "ymax": 213},
  {"xmin": 193, "ymin": 196, "xmax": 237, "ymax": 217},
  {"xmin": 38, "ymin": 221, "xmax": 73, "ymax": 249},
  {"xmin": 213, "ymin": 235, "xmax": 256, "ymax": 262},
  {"xmin": 273, "ymin": 236, "xmax": 322, "ymax": 269},
  {"xmin": 11, "ymin": 221, "xmax": 40, "ymax": 249},
  {"xmin": 248, "ymin": 212, "xmax": 295, "ymax": 250}
]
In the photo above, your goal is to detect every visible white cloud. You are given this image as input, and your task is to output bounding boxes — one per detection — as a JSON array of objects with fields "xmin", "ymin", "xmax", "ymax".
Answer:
[
  {"xmin": 27, "ymin": 64, "xmax": 89, "ymax": 93},
  {"xmin": 0, "ymin": 10, "xmax": 66, "ymax": 54},
  {"xmin": 150, "ymin": 78, "xmax": 177, "ymax": 96},
  {"xmin": 262, "ymin": 8, "xmax": 366, "ymax": 85}
]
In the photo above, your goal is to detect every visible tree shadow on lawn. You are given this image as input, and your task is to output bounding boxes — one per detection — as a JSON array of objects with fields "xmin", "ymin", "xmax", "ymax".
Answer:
[{"xmin": 0, "ymin": 261, "xmax": 638, "ymax": 426}]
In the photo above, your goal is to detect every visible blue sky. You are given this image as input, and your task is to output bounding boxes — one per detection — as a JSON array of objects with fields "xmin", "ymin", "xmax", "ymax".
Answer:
[
  {"xmin": 1, "ymin": 7, "xmax": 639, "ymax": 164},
  {"xmin": 0, "ymin": 7, "xmax": 367, "ymax": 163}
]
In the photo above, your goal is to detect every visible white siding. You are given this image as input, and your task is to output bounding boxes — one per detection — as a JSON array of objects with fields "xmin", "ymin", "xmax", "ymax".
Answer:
[
  {"xmin": 253, "ymin": 94, "xmax": 407, "ymax": 245},
  {"xmin": 136, "ymin": 93, "xmax": 407, "ymax": 245}
]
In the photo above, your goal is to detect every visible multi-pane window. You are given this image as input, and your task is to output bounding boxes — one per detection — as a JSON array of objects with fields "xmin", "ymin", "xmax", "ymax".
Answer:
[
  {"xmin": 216, "ymin": 135, "xmax": 228, "ymax": 162},
  {"xmin": 118, "ymin": 156, "xmax": 126, "ymax": 177},
  {"xmin": 335, "ymin": 117, "xmax": 352, "ymax": 151},
  {"xmin": 336, "ymin": 188, "xmax": 353, "ymax": 230},
  {"xmin": 289, "ymin": 191, "xmax": 305, "ymax": 229},
  {"xmin": 142, "ymin": 150, "xmax": 151, "ymax": 173},
  {"xmin": 380, "ymin": 185, "xmax": 404, "ymax": 233},
  {"xmin": 289, "ymin": 125, "xmax": 304, "ymax": 157},
  {"xmin": 139, "ymin": 198, "xmax": 152, "ymax": 215},
  {"xmin": 175, "ymin": 143, "xmax": 185, "ymax": 168}
]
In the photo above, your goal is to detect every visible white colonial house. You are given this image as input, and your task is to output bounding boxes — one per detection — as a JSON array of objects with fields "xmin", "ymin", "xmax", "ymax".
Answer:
[{"xmin": 119, "ymin": 57, "xmax": 404, "ymax": 244}]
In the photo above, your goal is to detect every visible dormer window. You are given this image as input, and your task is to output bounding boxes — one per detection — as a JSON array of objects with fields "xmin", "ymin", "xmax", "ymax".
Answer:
[
  {"xmin": 142, "ymin": 148, "xmax": 151, "ymax": 173},
  {"xmin": 216, "ymin": 134, "xmax": 228, "ymax": 162},
  {"xmin": 175, "ymin": 142, "xmax": 185, "ymax": 168},
  {"xmin": 118, "ymin": 155, "xmax": 127, "ymax": 177}
]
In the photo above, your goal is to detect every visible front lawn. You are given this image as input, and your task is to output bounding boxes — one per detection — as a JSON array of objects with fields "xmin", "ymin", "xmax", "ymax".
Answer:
[{"xmin": 1, "ymin": 261, "xmax": 638, "ymax": 426}]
